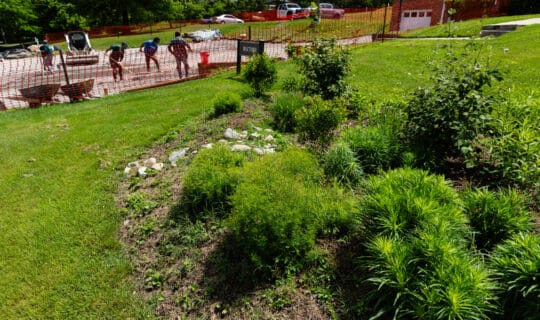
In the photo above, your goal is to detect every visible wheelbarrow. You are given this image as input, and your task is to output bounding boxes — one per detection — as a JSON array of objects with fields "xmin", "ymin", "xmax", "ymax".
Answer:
[
  {"xmin": 60, "ymin": 79, "xmax": 94, "ymax": 101},
  {"xmin": 19, "ymin": 83, "xmax": 61, "ymax": 107}
]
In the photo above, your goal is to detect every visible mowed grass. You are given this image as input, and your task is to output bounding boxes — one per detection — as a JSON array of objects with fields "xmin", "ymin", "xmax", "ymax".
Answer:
[
  {"xmin": 0, "ymin": 22, "xmax": 539, "ymax": 318},
  {"xmin": 0, "ymin": 76, "xmax": 244, "ymax": 318},
  {"xmin": 401, "ymin": 13, "xmax": 540, "ymax": 38}
]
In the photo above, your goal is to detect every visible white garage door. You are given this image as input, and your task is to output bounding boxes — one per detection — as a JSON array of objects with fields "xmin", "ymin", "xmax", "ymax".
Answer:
[{"xmin": 400, "ymin": 10, "xmax": 432, "ymax": 31}]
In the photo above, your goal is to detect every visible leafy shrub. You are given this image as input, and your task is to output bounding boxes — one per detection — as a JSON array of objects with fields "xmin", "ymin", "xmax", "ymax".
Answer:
[
  {"xmin": 179, "ymin": 144, "xmax": 246, "ymax": 218},
  {"xmin": 268, "ymin": 93, "xmax": 304, "ymax": 133},
  {"xmin": 463, "ymin": 96, "xmax": 540, "ymax": 192},
  {"xmin": 322, "ymin": 141, "xmax": 363, "ymax": 185},
  {"xmin": 294, "ymin": 38, "xmax": 351, "ymax": 100},
  {"xmin": 211, "ymin": 92, "xmax": 242, "ymax": 117},
  {"xmin": 461, "ymin": 188, "xmax": 533, "ymax": 251},
  {"xmin": 341, "ymin": 125, "xmax": 401, "ymax": 174},
  {"xmin": 295, "ymin": 96, "xmax": 346, "ymax": 147},
  {"xmin": 243, "ymin": 53, "xmax": 277, "ymax": 97},
  {"xmin": 227, "ymin": 147, "xmax": 357, "ymax": 274},
  {"xmin": 403, "ymin": 42, "xmax": 503, "ymax": 169},
  {"xmin": 490, "ymin": 232, "xmax": 540, "ymax": 320},
  {"xmin": 361, "ymin": 168, "xmax": 497, "ymax": 319}
]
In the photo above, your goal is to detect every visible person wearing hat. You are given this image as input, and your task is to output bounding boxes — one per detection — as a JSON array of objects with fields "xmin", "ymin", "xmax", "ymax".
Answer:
[
  {"xmin": 39, "ymin": 40, "xmax": 54, "ymax": 72},
  {"xmin": 168, "ymin": 31, "xmax": 192, "ymax": 78},
  {"xmin": 139, "ymin": 37, "xmax": 161, "ymax": 72},
  {"xmin": 105, "ymin": 42, "xmax": 128, "ymax": 81}
]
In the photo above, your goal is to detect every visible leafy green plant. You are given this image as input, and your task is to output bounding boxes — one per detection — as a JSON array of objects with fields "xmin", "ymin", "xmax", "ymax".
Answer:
[
  {"xmin": 144, "ymin": 268, "xmax": 165, "ymax": 290},
  {"xmin": 342, "ymin": 125, "xmax": 401, "ymax": 174},
  {"xmin": 226, "ymin": 147, "xmax": 356, "ymax": 274},
  {"xmin": 178, "ymin": 144, "xmax": 246, "ymax": 218},
  {"xmin": 490, "ymin": 232, "xmax": 540, "ymax": 320},
  {"xmin": 294, "ymin": 38, "xmax": 351, "ymax": 100},
  {"xmin": 211, "ymin": 92, "xmax": 242, "ymax": 117},
  {"xmin": 361, "ymin": 168, "xmax": 497, "ymax": 319},
  {"xmin": 322, "ymin": 141, "xmax": 363, "ymax": 185},
  {"xmin": 403, "ymin": 42, "xmax": 503, "ymax": 169},
  {"xmin": 461, "ymin": 188, "xmax": 534, "ymax": 251},
  {"xmin": 125, "ymin": 192, "xmax": 157, "ymax": 217},
  {"xmin": 268, "ymin": 93, "xmax": 304, "ymax": 133},
  {"xmin": 295, "ymin": 96, "xmax": 346, "ymax": 147},
  {"xmin": 462, "ymin": 96, "xmax": 540, "ymax": 192},
  {"xmin": 243, "ymin": 53, "xmax": 277, "ymax": 97}
]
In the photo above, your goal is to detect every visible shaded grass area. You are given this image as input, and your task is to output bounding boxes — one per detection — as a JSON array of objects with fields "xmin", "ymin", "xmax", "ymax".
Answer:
[
  {"xmin": 401, "ymin": 13, "xmax": 540, "ymax": 38},
  {"xmin": 0, "ymin": 22, "xmax": 539, "ymax": 318},
  {"xmin": 0, "ymin": 76, "xmax": 244, "ymax": 318}
]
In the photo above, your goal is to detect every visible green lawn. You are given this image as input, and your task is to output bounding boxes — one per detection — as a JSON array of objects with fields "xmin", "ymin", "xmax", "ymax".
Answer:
[
  {"xmin": 0, "ymin": 22, "xmax": 539, "ymax": 319},
  {"xmin": 401, "ymin": 13, "xmax": 540, "ymax": 38}
]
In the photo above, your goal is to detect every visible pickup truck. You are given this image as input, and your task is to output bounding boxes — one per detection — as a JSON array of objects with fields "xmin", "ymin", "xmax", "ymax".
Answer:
[
  {"xmin": 319, "ymin": 3, "xmax": 345, "ymax": 19},
  {"xmin": 277, "ymin": 2, "xmax": 311, "ymax": 20}
]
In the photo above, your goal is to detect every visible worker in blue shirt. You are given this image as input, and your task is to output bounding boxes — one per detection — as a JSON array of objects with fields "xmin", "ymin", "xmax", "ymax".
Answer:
[{"xmin": 139, "ymin": 37, "xmax": 161, "ymax": 72}]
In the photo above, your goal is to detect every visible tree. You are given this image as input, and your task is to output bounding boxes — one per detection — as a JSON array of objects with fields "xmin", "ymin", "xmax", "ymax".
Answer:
[{"xmin": 0, "ymin": 0, "xmax": 38, "ymax": 42}]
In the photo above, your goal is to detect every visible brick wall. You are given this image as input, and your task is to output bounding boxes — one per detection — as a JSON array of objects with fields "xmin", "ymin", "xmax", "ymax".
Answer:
[{"xmin": 391, "ymin": 0, "xmax": 509, "ymax": 32}]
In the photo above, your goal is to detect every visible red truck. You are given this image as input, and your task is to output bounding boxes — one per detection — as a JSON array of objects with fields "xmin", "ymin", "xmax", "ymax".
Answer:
[{"xmin": 319, "ymin": 3, "xmax": 345, "ymax": 19}]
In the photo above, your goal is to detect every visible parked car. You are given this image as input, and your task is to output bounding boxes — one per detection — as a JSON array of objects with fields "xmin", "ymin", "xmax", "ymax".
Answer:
[
  {"xmin": 214, "ymin": 14, "xmax": 244, "ymax": 24},
  {"xmin": 277, "ymin": 2, "xmax": 311, "ymax": 19},
  {"xmin": 319, "ymin": 3, "xmax": 345, "ymax": 19}
]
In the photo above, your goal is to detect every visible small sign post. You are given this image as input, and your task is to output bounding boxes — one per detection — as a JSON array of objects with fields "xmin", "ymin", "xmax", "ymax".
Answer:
[{"xmin": 237, "ymin": 40, "xmax": 265, "ymax": 74}]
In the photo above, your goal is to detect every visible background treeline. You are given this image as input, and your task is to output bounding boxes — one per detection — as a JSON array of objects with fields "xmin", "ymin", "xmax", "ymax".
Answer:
[{"xmin": 0, "ymin": 0, "xmax": 387, "ymax": 42}]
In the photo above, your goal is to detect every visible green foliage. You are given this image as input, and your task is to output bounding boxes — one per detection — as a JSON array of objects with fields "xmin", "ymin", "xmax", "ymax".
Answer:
[
  {"xmin": 461, "ymin": 188, "xmax": 533, "ymax": 251},
  {"xmin": 179, "ymin": 144, "xmax": 245, "ymax": 218},
  {"xmin": 323, "ymin": 141, "xmax": 363, "ymax": 185},
  {"xmin": 144, "ymin": 268, "xmax": 165, "ymax": 290},
  {"xmin": 243, "ymin": 53, "xmax": 277, "ymax": 97},
  {"xmin": 294, "ymin": 38, "xmax": 351, "ymax": 100},
  {"xmin": 403, "ymin": 42, "xmax": 503, "ymax": 169},
  {"xmin": 227, "ymin": 148, "xmax": 357, "ymax": 274},
  {"xmin": 295, "ymin": 96, "xmax": 346, "ymax": 147},
  {"xmin": 342, "ymin": 125, "xmax": 401, "ymax": 174},
  {"xmin": 211, "ymin": 92, "xmax": 242, "ymax": 117},
  {"xmin": 268, "ymin": 93, "xmax": 304, "ymax": 133},
  {"xmin": 490, "ymin": 232, "xmax": 540, "ymax": 320},
  {"xmin": 463, "ymin": 96, "xmax": 540, "ymax": 192},
  {"xmin": 361, "ymin": 168, "xmax": 497, "ymax": 319},
  {"xmin": 125, "ymin": 192, "xmax": 157, "ymax": 217}
]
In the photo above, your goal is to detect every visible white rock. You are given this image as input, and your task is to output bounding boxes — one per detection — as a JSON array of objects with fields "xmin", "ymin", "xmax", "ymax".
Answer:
[
  {"xmin": 254, "ymin": 147, "xmax": 264, "ymax": 155},
  {"xmin": 144, "ymin": 157, "xmax": 157, "ymax": 167},
  {"xmin": 264, "ymin": 148, "xmax": 276, "ymax": 154},
  {"xmin": 151, "ymin": 163, "xmax": 164, "ymax": 171},
  {"xmin": 202, "ymin": 143, "xmax": 213, "ymax": 149},
  {"xmin": 124, "ymin": 167, "xmax": 131, "ymax": 174},
  {"xmin": 123, "ymin": 220, "xmax": 130, "ymax": 226},
  {"xmin": 249, "ymin": 133, "xmax": 261, "ymax": 140},
  {"xmin": 218, "ymin": 139, "xmax": 228, "ymax": 144},
  {"xmin": 224, "ymin": 128, "xmax": 240, "ymax": 139},
  {"xmin": 128, "ymin": 161, "xmax": 140, "ymax": 168},
  {"xmin": 264, "ymin": 135, "xmax": 275, "ymax": 142},
  {"xmin": 169, "ymin": 148, "xmax": 189, "ymax": 163},
  {"xmin": 231, "ymin": 144, "xmax": 251, "ymax": 152},
  {"xmin": 265, "ymin": 128, "xmax": 273, "ymax": 133},
  {"xmin": 252, "ymin": 125, "xmax": 262, "ymax": 131},
  {"xmin": 137, "ymin": 166, "xmax": 147, "ymax": 177}
]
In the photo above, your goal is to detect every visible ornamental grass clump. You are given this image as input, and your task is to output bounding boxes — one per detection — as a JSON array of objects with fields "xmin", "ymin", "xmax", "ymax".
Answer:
[
  {"xmin": 322, "ymin": 141, "xmax": 363, "ymax": 186},
  {"xmin": 461, "ymin": 188, "xmax": 534, "ymax": 251},
  {"xmin": 490, "ymin": 232, "xmax": 540, "ymax": 320},
  {"xmin": 268, "ymin": 93, "xmax": 304, "ymax": 133},
  {"xmin": 360, "ymin": 168, "xmax": 497, "ymax": 319}
]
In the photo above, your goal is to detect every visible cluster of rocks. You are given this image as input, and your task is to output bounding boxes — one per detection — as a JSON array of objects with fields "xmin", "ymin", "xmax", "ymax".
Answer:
[
  {"xmin": 125, "ymin": 127, "xmax": 279, "ymax": 176},
  {"xmin": 123, "ymin": 157, "xmax": 164, "ymax": 177}
]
